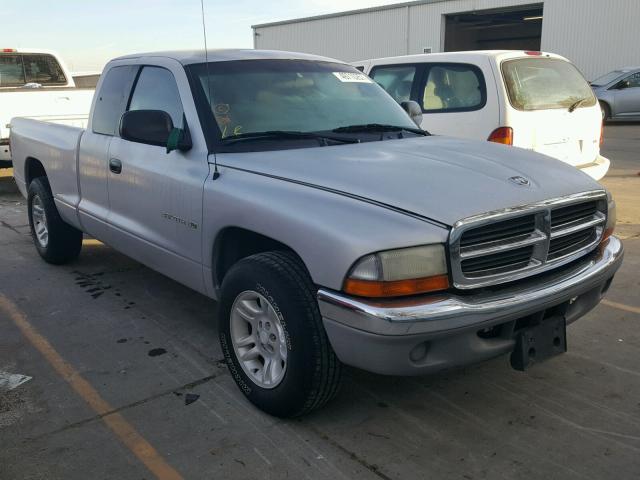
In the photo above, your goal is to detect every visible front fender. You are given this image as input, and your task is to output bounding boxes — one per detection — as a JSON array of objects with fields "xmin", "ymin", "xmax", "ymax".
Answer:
[{"xmin": 202, "ymin": 166, "xmax": 449, "ymax": 294}]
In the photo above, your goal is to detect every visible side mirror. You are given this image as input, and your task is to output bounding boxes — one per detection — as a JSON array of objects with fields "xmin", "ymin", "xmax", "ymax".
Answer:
[
  {"xmin": 120, "ymin": 110, "xmax": 174, "ymax": 147},
  {"xmin": 617, "ymin": 80, "xmax": 631, "ymax": 90},
  {"xmin": 401, "ymin": 100, "xmax": 423, "ymax": 128}
]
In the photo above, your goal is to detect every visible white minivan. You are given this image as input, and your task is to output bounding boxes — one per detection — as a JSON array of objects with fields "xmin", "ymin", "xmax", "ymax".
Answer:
[{"xmin": 353, "ymin": 51, "xmax": 609, "ymax": 180}]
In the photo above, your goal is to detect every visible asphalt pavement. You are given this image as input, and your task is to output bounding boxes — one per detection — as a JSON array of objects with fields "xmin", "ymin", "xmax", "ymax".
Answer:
[{"xmin": 1, "ymin": 126, "xmax": 639, "ymax": 480}]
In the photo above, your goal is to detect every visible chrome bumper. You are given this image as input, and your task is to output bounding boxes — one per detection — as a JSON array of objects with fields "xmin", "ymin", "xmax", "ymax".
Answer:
[{"xmin": 318, "ymin": 237, "xmax": 623, "ymax": 375}]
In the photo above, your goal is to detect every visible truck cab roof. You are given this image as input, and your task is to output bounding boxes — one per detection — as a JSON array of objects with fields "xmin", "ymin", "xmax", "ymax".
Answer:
[{"xmin": 112, "ymin": 49, "xmax": 343, "ymax": 66}]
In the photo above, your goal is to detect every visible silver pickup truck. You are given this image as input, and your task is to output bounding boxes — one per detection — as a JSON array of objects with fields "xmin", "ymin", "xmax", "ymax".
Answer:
[{"xmin": 10, "ymin": 50, "xmax": 623, "ymax": 417}]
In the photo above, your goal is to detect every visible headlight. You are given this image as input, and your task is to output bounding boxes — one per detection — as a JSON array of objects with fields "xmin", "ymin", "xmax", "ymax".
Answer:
[
  {"xmin": 603, "ymin": 190, "xmax": 617, "ymax": 242},
  {"xmin": 344, "ymin": 245, "xmax": 449, "ymax": 298}
]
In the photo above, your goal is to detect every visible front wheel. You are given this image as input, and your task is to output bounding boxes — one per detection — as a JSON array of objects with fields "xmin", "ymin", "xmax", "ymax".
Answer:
[
  {"xmin": 27, "ymin": 177, "xmax": 83, "ymax": 264},
  {"xmin": 219, "ymin": 251, "xmax": 342, "ymax": 417}
]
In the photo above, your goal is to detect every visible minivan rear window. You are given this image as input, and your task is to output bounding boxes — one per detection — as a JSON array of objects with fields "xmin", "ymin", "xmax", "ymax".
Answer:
[{"xmin": 501, "ymin": 58, "xmax": 596, "ymax": 111}]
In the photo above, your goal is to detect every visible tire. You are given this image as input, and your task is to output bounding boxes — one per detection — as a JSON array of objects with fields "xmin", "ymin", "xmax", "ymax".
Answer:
[
  {"xmin": 219, "ymin": 251, "xmax": 342, "ymax": 417},
  {"xmin": 27, "ymin": 177, "xmax": 83, "ymax": 264},
  {"xmin": 600, "ymin": 101, "xmax": 611, "ymax": 122}
]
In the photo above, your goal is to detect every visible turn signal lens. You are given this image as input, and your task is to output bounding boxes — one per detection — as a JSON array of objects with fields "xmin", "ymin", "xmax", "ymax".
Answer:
[
  {"xmin": 600, "ymin": 121, "xmax": 604, "ymax": 146},
  {"xmin": 344, "ymin": 245, "xmax": 449, "ymax": 298},
  {"xmin": 488, "ymin": 127, "xmax": 513, "ymax": 145},
  {"xmin": 344, "ymin": 275, "xmax": 450, "ymax": 298}
]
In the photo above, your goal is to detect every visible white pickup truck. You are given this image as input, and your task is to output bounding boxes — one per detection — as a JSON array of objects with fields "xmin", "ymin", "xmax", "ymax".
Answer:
[
  {"xmin": 10, "ymin": 50, "xmax": 622, "ymax": 417},
  {"xmin": 1, "ymin": 48, "xmax": 95, "ymax": 167}
]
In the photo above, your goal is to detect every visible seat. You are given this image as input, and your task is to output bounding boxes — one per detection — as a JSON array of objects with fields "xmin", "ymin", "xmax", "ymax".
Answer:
[{"xmin": 423, "ymin": 80, "xmax": 444, "ymax": 110}]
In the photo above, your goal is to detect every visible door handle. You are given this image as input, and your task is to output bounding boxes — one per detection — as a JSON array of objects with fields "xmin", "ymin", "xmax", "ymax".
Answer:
[{"xmin": 109, "ymin": 158, "xmax": 122, "ymax": 174}]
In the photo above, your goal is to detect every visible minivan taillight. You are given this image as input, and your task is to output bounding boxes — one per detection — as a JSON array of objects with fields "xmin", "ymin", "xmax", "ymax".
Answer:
[
  {"xmin": 600, "ymin": 121, "xmax": 604, "ymax": 146},
  {"xmin": 488, "ymin": 127, "xmax": 513, "ymax": 145}
]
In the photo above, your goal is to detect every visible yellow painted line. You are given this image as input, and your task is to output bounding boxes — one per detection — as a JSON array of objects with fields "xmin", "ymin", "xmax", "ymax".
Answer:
[
  {"xmin": 602, "ymin": 299, "xmax": 640, "ymax": 315},
  {"xmin": 82, "ymin": 238, "xmax": 104, "ymax": 246},
  {"xmin": 0, "ymin": 294, "xmax": 184, "ymax": 480}
]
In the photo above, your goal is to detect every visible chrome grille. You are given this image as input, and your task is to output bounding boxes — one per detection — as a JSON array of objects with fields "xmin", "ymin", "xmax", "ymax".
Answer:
[
  {"xmin": 449, "ymin": 191, "xmax": 607, "ymax": 289},
  {"xmin": 460, "ymin": 215, "xmax": 536, "ymax": 247}
]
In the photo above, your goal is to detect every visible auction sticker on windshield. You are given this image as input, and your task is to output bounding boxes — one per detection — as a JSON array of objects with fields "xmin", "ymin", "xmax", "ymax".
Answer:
[{"xmin": 333, "ymin": 72, "xmax": 372, "ymax": 83}]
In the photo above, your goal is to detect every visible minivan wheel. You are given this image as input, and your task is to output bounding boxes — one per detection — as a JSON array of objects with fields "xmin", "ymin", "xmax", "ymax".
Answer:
[
  {"xmin": 219, "ymin": 251, "xmax": 342, "ymax": 417},
  {"xmin": 600, "ymin": 102, "xmax": 611, "ymax": 121},
  {"xmin": 27, "ymin": 177, "xmax": 83, "ymax": 264}
]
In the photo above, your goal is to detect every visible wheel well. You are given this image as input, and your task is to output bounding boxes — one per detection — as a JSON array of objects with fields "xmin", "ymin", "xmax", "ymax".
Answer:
[
  {"xmin": 213, "ymin": 227, "xmax": 296, "ymax": 287},
  {"xmin": 599, "ymin": 100, "xmax": 611, "ymax": 114},
  {"xmin": 25, "ymin": 157, "xmax": 47, "ymax": 185}
]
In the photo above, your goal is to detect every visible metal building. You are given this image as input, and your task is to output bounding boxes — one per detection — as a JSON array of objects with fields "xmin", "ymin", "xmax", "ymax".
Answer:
[{"xmin": 252, "ymin": 0, "xmax": 640, "ymax": 80}]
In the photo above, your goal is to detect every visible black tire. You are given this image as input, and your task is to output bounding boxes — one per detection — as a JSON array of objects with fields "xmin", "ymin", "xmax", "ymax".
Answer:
[
  {"xmin": 219, "ymin": 251, "xmax": 342, "ymax": 417},
  {"xmin": 27, "ymin": 176, "xmax": 83, "ymax": 264},
  {"xmin": 600, "ymin": 101, "xmax": 611, "ymax": 122}
]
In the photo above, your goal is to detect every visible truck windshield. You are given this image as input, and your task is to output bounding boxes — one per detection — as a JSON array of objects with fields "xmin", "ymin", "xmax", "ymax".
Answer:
[
  {"xmin": 501, "ymin": 58, "xmax": 596, "ymax": 111},
  {"xmin": 188, "ymin": 59, "xmax": 420, "ymax": 149}
]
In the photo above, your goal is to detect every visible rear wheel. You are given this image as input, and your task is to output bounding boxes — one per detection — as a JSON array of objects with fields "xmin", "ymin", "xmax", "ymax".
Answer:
[
  {"xmin": 219, "ymin": 251, "xmax": 342, "ymax": 417},
  {"xmin": 600, "ymin": 101, "xmax": 611, "ymax": 121},
  {"xmin": 27, "ymin": 177, "xmax": 83, "ymax": 264}
]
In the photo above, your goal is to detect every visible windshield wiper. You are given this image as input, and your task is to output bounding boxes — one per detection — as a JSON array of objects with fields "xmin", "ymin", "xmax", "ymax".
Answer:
[
  {"xmin": 332, "ymin": 123, "xmax": 428, "ymax": 136},
  {"xmin": 220, "ymin": 130, "xmax": 360, "ymax": 146},
  {"xmin": 568, "ymin": 97, "xmax": 589, "ymax": 113}
]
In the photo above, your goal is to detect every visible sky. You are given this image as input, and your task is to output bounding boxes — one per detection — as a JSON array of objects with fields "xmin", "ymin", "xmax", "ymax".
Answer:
[{"xmin": 1, "ymin": 0, "xmax": 402, "ymax": 72}]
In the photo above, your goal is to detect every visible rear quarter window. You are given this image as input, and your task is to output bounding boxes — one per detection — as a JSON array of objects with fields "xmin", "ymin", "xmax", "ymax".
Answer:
[{"xmin": 92, "ymin": 65, "xmax": 137, "ymax": 136}]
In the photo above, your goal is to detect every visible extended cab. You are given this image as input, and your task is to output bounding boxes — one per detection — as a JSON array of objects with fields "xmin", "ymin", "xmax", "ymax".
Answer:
[
  {"xmin": 1, "ymin": 48, "xmax": 95, "ymax": 167},
  {"xmin": 10, "ymin": 50, "xmax": 623, "ymax": 417}
]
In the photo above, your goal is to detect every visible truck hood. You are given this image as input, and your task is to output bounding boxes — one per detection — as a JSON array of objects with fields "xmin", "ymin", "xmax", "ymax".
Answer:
[{"xmin": 216, "ymin": 136, "xmax": 604, "ymax": 226}]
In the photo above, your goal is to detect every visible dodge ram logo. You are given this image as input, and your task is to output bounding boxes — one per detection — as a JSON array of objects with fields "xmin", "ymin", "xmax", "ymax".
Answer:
[{"xmin": 508, "ymin": 176, "xmax": 531, "ymax": 186}]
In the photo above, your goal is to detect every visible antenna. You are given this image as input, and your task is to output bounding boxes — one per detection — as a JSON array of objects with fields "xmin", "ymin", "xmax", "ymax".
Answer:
[{"xmin": 200, "ymin": 0, "xmax": 220, "ymax": 180}]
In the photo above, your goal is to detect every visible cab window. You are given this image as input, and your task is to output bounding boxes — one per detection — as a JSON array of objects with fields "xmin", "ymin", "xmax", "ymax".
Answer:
[
  {"xmin": 22, "ymin": 54, "xmax": 66, "ymax": 85},
  {"xmin": 0, "ymin": 53, "xmax": 67, "ymax": 87},
  {"xmin": 0, "ymin": 55, "xmax": 24, "ymax": 87},
  {"xmin": 128, "ymin": 66, "xmax": 184, "ymax": 127}
]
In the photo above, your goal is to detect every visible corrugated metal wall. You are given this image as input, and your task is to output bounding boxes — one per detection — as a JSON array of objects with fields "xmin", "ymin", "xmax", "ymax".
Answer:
[
  {"xmin": 254, "ymin": 0, "xmax": 640, "ymax": 80},
  {"xmin": 254, "ymin": 0, "xmax": 539, "ymax": 61},
  {"xmin": 254, "ymin": 6, "xmax": 411, "ymax": 61},
  {"xmin": 541, "ymin": 0, "xmax": 640, "ymax": 79}
]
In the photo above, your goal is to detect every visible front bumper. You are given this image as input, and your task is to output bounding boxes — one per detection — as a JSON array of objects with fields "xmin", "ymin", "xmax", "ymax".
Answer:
[{"xmin": 318, "ymin": 236, "xmax": 623, "ymax": 375}]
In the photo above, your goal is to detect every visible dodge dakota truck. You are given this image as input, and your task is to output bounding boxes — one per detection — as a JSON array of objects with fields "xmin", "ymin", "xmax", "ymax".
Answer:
[
  {"xmin": 1, "ymin": 48, "xmax": 95, "ymax": 167},
  {"xmin": 10, "ymin": 50, "xmax": 623, "ymax": 417}
]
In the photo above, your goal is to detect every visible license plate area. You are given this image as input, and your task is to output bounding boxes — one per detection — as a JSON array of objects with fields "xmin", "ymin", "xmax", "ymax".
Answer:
[{"xmin": 510, "ymin": 315, "xmax": 567, "ymax": 371}]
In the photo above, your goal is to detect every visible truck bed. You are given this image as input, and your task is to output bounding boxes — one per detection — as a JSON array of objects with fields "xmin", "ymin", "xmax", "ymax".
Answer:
[{"xmin": 10, "ymin": 117, "xmax": 84, "ymax": 229}]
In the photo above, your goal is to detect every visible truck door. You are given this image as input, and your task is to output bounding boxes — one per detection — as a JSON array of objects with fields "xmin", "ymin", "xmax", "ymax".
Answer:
[
  {"xmin": 78, "ymin": 65, "xmax": 136, "ymax": 240},
  {"xmin": 106, "ymin": 64, "xmax": 210, "ymax": 294}
]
